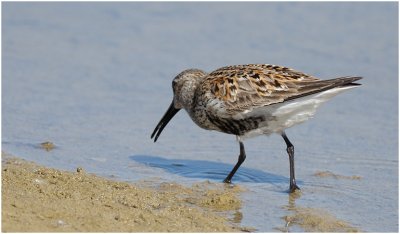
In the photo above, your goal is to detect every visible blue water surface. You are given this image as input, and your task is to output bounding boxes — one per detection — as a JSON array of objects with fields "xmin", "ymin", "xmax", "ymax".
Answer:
[{"xmin": 2, "ymin": 2, "xmax": 398, "ymax": 232}]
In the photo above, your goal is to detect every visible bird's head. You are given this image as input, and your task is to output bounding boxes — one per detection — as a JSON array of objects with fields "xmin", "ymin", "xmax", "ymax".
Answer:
[{"xmin": 151, "ymin": 69, "xmax": 206, "ymax": 142}]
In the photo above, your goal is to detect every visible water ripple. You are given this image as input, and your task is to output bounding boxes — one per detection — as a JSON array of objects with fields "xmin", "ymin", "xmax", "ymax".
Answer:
[{"xmin": 130, "ymin": 155, "xmax": 287, "ymax": 184}]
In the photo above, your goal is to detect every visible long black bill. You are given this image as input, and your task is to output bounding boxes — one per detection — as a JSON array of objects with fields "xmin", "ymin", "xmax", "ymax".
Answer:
[{"xmin": 151, "ymin": 101, "xmax": 180, "ymax": 142}]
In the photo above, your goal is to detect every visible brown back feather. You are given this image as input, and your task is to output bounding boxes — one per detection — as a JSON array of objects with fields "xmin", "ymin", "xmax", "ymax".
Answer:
[{"xmin": 203, "ymin": 64, "xmax": 361, "ymax": 114}]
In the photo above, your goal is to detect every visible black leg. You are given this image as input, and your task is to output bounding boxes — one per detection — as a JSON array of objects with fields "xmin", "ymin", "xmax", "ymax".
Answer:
[
  {"xmin": 224, "ymin": 140, "xmax": 246, "ymax": 183},
  {"xmin": 282, "ymin": 131, "xmax": 300, "ymax": 193}
]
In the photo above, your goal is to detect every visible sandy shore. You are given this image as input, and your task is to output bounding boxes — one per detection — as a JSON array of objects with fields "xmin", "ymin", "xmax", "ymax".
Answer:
[
  {"xmin": 2, "ymin": 153, "xmax": 251, "ymax": 232},
  {"xmin": 2, "ymin": 151, "xmax": 360, "ymax": 232}
]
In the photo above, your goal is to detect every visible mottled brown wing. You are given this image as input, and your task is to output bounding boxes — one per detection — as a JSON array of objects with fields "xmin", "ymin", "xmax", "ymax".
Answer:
[{"xmin": 205, "ymin": 64, "xmax": 360, "ymax": 114}]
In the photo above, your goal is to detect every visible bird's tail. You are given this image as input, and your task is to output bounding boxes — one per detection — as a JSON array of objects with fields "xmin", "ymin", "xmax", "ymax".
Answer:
[{"xmin": 286, "ymin": 76, "xmax": 362, "ymax": 101}]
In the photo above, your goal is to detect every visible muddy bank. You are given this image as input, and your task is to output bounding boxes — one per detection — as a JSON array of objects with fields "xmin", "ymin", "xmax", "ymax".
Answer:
[
  {"xmin": 313, "ymin": 170, "xmax": 362, "ymax": 180},
  {"xmin": 2, "ymin": 153, "xmax": 250, "ymax": 232},
  {"xmin": 2, "ymin": 152, "xmax": 361, "ymax": 232},
  {"xmin": 282, "ymin": 205, "xmax": 359, "ymax": 232},
  {"xmin": 276, "ymin": 184, "xmax": 360, "ymax": 232}
]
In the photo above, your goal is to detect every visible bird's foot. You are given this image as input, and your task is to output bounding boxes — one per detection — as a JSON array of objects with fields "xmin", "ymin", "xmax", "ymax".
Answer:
[
  {"xmin": 223, "ymin": 178, "xmax": 232, "ymax": 184},
  {"xmin": 289, "ymin": 184, "xmax": 300, "ymax": 193}
]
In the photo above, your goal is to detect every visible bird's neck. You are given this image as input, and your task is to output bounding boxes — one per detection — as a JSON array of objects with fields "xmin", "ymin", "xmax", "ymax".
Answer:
[{"xmin": 178, "ymin": 78, "xmax": 203, "ymax": 111}]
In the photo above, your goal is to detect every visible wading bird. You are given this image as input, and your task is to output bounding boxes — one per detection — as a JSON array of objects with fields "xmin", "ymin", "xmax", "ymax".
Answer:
[{"xmin": 151, "ymin": 64, "xmax": 362, "ymax": 192}]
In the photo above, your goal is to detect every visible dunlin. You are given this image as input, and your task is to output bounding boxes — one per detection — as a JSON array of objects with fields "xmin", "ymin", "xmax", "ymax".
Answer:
[{"xmin": 151, "ymin": 64, "xmax": 362, "ymax": 192}]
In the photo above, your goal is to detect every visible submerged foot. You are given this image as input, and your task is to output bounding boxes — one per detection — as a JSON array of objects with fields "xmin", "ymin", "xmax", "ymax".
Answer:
[
  {"xmin": 223, "ymin": 178, "xmax": 232, "ymax": 184},
  {"xmin": 289, "ymin": 184, "xmax": 300, "ymax": 193}
]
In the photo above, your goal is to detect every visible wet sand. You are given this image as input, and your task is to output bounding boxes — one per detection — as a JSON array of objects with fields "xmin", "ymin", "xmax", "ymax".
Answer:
[
  {"xmin": 278, "ymin": 192, "xmax": 359, "ymax": 232},
  {"xmin": 1, "ymin": 153, "xmax": 250, "ymax": 232},
  {"xmin": 313, "ymin": 170, "xmax": 362, "ymax": 180},
  {"xmin": 2, "ymin": 152, "xmax": 361, "ymax": 232}
]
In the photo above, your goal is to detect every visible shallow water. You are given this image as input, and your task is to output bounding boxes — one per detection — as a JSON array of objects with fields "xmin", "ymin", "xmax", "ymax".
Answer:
[{"xmin": 2, "ymin": 2, "xmax": 398, "ymax": 232}]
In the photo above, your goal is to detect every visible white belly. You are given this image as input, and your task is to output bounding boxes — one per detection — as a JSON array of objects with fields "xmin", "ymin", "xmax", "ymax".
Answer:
[{"xmin": 236, "ymin": 86, "xmax": 357, "ymax": 139}]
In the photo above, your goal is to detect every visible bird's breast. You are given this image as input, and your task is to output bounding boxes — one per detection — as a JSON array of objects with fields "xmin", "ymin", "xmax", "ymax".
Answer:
[{"xmin": 188, "ymin": 96, "xmax": 270, "ymax": 136}]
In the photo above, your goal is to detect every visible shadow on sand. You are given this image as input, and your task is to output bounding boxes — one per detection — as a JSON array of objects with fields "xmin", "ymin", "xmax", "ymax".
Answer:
[{"xmin": 130, "ymin": 155, "xmax": 289, "ymax": 184}]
